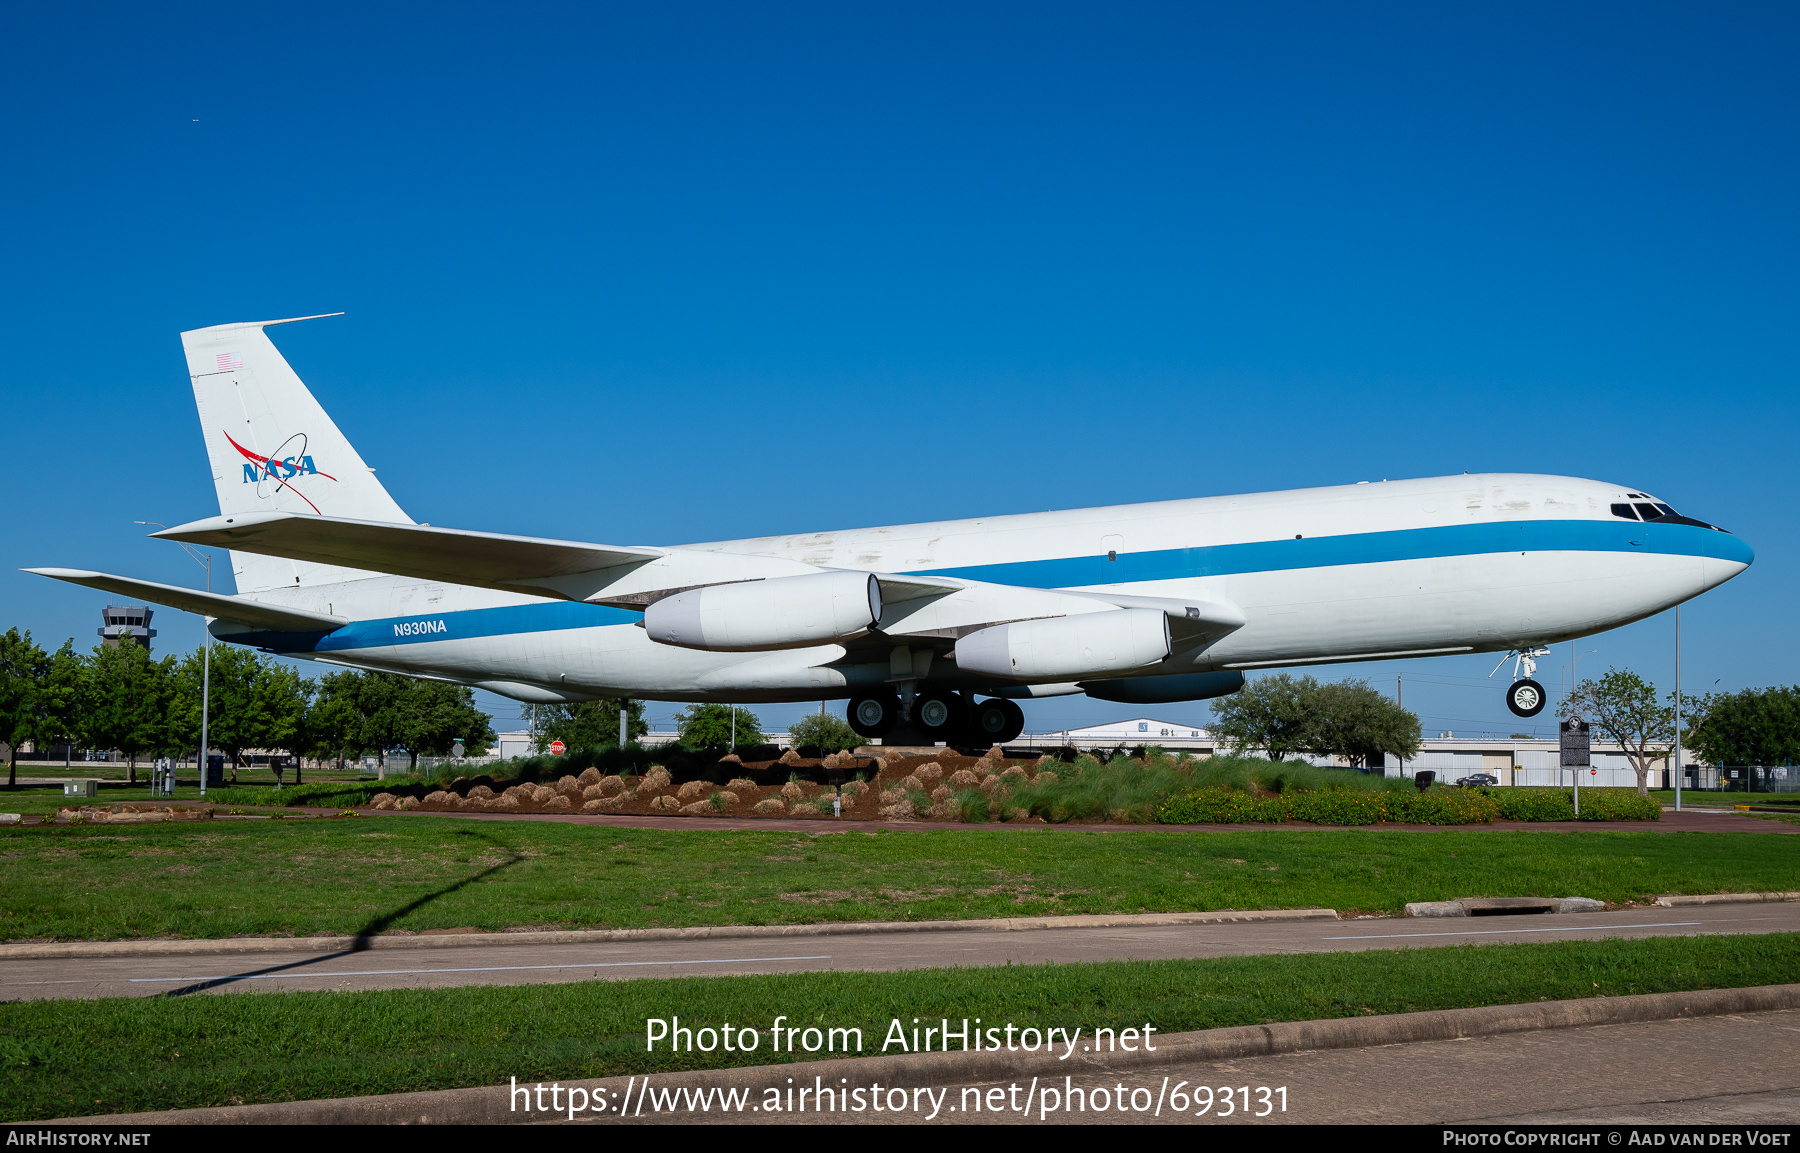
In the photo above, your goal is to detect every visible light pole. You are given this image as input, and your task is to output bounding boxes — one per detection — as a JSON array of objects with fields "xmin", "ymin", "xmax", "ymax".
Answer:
[
  {"xmin": 137, "ymin": 522, "xmax": 212, "ymax": 797},
  {"xmin": 1673, "ymin": 609, "xmax": 1683, "ymax": 813}
]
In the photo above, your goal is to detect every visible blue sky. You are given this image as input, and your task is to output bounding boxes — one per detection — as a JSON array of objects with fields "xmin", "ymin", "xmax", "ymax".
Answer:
[{"xmin": 2, "ymin": 3, "xmax": 1793, "ymax": 739}]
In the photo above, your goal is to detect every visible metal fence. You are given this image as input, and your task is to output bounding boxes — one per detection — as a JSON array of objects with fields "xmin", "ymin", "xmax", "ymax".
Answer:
[{"xmin": 1688, "ymin": 765, "xmax": 1800, "ymax": 793}]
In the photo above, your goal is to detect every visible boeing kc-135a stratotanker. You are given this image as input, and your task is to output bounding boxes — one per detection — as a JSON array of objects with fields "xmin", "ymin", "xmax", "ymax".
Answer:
[{"xmin": 29, "ymin": 315, "xmax": 1753, "ymax": 746}]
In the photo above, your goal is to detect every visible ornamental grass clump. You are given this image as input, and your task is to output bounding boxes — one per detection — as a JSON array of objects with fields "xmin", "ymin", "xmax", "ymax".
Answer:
[
  {"xmin": 1008, "ymin": 752, "xmax": 1249, "ymax": 824},
  {"xmin": 953, "ymin": 788, "xmax": 991, "ymax": 823}
]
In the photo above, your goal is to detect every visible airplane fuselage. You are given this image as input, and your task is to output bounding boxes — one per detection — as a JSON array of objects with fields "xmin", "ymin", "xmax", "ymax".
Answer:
[{"xmin": 225, "ymin": 472, "xmax": 1750, "ymax": 704}]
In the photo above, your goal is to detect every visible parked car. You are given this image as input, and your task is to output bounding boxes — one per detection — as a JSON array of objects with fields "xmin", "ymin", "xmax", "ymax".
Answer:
[{"xmin": 1456, "ymin": 773, "xmax": 1500, "ymax": 787}]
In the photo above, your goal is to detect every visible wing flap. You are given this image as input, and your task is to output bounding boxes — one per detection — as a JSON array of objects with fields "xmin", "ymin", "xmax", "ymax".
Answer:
[{"xmin": 24, "ymin": 569, "xmax": 348, "ymax": 632}]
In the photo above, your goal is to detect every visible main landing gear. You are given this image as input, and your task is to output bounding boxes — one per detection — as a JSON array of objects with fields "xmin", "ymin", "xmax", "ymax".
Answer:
[
  {"xmin": 847, "ymin": 691, "xmax": 903, "ymax": 738},
  {"xmin": 1492, "ymin": 647, "xmax": 1552, "ymax": 718},
  {"xmin": 845, "ymin": 690, "xmax": 1025, "ymax": 745}
]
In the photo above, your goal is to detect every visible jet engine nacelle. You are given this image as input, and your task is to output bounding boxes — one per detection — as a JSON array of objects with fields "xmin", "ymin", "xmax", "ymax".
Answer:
[
  {"xmin": 954, "ymin": 608, "xmax": 1171, "ymax": 680},
  {"xmin": 644, "ymin": 570, "xmax": 881, "ymax": 652}
]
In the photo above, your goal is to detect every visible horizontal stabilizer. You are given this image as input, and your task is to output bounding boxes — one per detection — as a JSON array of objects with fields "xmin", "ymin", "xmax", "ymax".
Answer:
[
  {"xmin": 24, "ymin": 569, "xmax": 348, "ymax": 632},
  {"xmin": 152, "ymin": 512, "xmax": 666, "ymax": 601}
]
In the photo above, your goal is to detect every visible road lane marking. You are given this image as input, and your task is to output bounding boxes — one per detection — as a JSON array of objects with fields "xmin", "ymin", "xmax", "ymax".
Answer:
[
  {"xmin": 129, "ymin": 954, "xmax": 833, "ymax": 982},
  {"xmin": 1322, "ymin": 922, "xmax": 1703, "ymax": 940}
]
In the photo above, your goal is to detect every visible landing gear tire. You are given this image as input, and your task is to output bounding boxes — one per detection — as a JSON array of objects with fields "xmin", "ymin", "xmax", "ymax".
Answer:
[
  {"xmin": 912, "ymin": 690, "xmax": 966, "ymax": 741},
  {"xmin": 968, "ymin": 698, "xmax": 1025, "ymax": 745},
  {"xmin": 1506, "ymin": 679, "xmax": 1547, "ymax": 718},
  {"xmin": 847, "ymin": 692, "xmax": 902, "ymax": 738}
]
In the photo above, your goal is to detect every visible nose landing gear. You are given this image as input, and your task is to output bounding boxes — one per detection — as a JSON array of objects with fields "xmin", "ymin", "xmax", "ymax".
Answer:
[{"xmin": 1492, "ymin": 647, "xmax": 1552, "ymax": 718}]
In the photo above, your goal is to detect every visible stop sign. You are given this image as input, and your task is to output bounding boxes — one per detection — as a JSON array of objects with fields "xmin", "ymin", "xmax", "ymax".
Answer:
[{"xmin": 549, "ymin": 740, "xmax": 566, "ymax": 756}]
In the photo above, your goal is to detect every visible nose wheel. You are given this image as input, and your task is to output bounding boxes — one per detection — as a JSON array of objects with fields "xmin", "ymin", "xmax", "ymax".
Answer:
[
  {"xmin": 1506, "ymin": 679, "xmax": 1547, "ymax": 717},
  {"xmin": 1492, "ymin": 646, "xmax": 1552, "ymax": 718}
]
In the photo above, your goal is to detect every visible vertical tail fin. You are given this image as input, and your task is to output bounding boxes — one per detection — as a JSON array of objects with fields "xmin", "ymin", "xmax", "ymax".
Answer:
[{"xmin": 181, "ymin": 314, "xmax": 413, "ymax": 593}]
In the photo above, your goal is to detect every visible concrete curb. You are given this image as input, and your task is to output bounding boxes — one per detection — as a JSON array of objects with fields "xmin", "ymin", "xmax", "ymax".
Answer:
[
  {"xmin": 0, "ymin": 907, "xmax": 1340, "ymax": 960},
  {"xmin": 45, "ymin": 983, "xmax": 1800, "ymax": 1125},
  {"xmin": 1655, "ymin": 891, "xmax": 1800, "ymax": 907}
]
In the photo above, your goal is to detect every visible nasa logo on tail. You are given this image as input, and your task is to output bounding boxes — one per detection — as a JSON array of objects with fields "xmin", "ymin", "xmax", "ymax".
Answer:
[{"xmin": 224, "ymin": 430, "xmax": 338, "ymax": 514}]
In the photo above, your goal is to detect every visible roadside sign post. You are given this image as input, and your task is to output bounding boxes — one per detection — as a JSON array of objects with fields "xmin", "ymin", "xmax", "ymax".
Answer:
[
  {"xmin": 1561, "ymin": 717, "xmax": 1590, "ymax": 817},
  {"xmin": 548, "ymin": 740, "xmax": 566, "ymax": 757}
]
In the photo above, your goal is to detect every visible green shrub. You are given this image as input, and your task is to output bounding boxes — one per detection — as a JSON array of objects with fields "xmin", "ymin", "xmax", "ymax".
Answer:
[
  {"xmin": 1157, "ymin": 783, "xmax": 1498, "ymax": 826},
  {"xmin": 1575, "ymin": 789, "xmax": 1663, "ymax": 821},
  {"xmin": 1282, "ymin": 788, "xmax": 1394, "ymax": 826},
  {"xmin": 1155, "ymin": 786, "xmax": 1282, "ymax": 824},
  {"xmin": 1384, "ymin": 788, "xmax": 1500, "ymax": 825},
  {"xmin": 1488, "ymin": 787, "xmax": 1576, "ymax": 821},
  {"xmin": 1478, "ymin": 787, "xmax": 1660, "ymax": 822}
]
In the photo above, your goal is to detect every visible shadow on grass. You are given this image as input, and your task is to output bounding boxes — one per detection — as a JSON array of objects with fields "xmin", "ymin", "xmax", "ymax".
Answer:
[{"xmin": 153, "ymin": 830, "xmax": 526, "ymax": 997}]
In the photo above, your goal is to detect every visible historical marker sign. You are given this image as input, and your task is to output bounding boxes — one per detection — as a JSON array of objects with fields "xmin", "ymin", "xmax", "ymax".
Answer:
[{"xmin": 1560, "ymin": 717, "xmax": 1590, "ymax": 767}]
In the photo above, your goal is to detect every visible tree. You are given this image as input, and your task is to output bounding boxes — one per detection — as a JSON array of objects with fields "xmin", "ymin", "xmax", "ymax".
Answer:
[
  {"xmin": 788, "ymin": 710, "xmax": 861, "ymax": 754},
  {"xmin": 0, "ymin": 629, "xmax": 48, "ymax": 789},
  {"xmin": 1684, "ymin": 686, "xmax": 1800, "ymax": 768},
  {"xmin": 297, "ymin": 673, "xmax": 363, "ymax": 774},
  {"xmin": 1208, "ymin": 673, "xmax": 1320, "ymax": 761},
  {"xmin": 1565, "ymin": 668, "xmax": 1675, "ymax": 796},
  {"xmin": 674, "ymin": 703, "xmax": 762, "ymax": 750},
  {"xmin": 170, "ymin": 646, "xmax": 306, "ymax": 779},
  {"xmin": 521, "ymin": 698, "xmax": 646, "ymax": 753},
  {"xmin": 33, "ymin": 641, "xmax": 85, "ymax": 777},
  {"xmin": 82, "ymin": 642, "xmax": 176, "ymax": 784},
  {"xmin": 352, "ymin": 671, "xmax": 410, "ymax": 777},
  {"xmin": 1306, "ymin": 679, "xmax": 1421, "ymax": 768},
  {"xmin": 392, "ymin": 679, "xmax": 495, "ymax": 771}
]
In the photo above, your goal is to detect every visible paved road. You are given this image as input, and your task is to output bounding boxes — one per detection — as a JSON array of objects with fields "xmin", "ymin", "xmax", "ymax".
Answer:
[
  {"xmin": 660, "ymin": 1007, "xmax": 1800, "ymax": 1125},
  {"xmin": 10, "ymin": 902, "xmax": 1799, "ymax": 1002}
]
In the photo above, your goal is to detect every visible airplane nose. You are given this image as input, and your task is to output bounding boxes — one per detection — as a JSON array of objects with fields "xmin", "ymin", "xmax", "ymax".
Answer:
[{"xmin": 1697, "ymin": 531, "xmax": 1753, "ymax": 592}]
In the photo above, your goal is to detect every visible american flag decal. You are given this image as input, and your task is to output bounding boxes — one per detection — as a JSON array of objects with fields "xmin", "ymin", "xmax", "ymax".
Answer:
[{"xmin": 216, "ymin": 352, "xmax": 243, "ymax": 372}]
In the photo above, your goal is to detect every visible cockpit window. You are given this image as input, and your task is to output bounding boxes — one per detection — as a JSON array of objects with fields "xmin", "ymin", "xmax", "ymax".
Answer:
[
  {"xmin": 1611, "ymin": 503, "xmax": 1640, "ymax": 520},
  {"xmin": 1633, "ymin": 502, "xmax": 1662, "ymax": 520},
  {"xmin": 1654, "ymin": 503, "xmax": 1677, "ymax": 518}
]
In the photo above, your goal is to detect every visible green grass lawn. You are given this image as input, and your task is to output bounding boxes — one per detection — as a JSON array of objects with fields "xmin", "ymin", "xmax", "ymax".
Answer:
[
  {"xmin": 2, "ymin": 932, "xmax": 1794, "ymax": 1121},
  {"xmin": 3, "ymin": 817, "xmax": 1797, "ymax": 941},
  {"xmin": 0, "ymin": 776, "xmax": 378, "ymax": 817}
]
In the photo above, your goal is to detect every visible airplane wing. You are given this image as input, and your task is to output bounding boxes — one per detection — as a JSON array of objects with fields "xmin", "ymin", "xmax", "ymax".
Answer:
[
  {"xmin": 153, "ymin": 512, "xmax": 961, "ymax": 605},
  {"xmin": 24, "ymin": 569, "xmax": 348, "ymax": 632},
  {"xmin": 145, "ymin": 511, "xmax": 1246, "ymax": 658},
  {"xmin": 152, "ymin": 512, "xmax": 668, "ymax": 602}
]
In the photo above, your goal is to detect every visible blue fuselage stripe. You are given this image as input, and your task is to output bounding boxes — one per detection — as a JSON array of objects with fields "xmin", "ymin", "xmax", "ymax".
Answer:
[
  {"xmin": 246, "ymin": 519, "xmax": 1749, "ymax": 655},
  {"xmin": 233, "ymin": 601, "xmax": 640, "ymax": 654},
  {"xmin": 915, "ymin": 519, "xmax": 1750, "ymax": 587}
]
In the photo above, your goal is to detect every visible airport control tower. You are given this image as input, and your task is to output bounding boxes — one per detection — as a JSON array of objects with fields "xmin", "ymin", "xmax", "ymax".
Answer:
[{"xmin": 98, "ymin": 605, "xmax": 156, "ymax": 652}]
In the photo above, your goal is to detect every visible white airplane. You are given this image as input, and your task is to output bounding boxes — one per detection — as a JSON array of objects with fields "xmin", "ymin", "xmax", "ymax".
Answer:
[{"xmin": 29, "ymin": 315, "xmax": 1753, "ymax": 746}]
